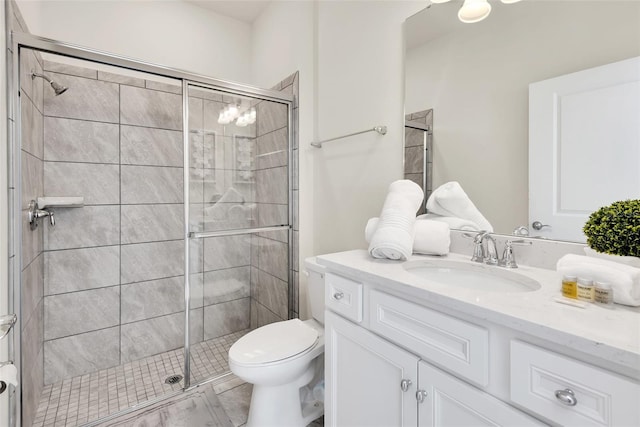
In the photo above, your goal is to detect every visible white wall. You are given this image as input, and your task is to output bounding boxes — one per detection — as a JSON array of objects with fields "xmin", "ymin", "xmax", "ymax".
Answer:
[
  {"xmin": 251, "ymin": 0, "xmax": 316, "ymax": 318},
  {"xmin": 405, "ymin": 1, "xmax": 640, "ymax": 233},
  {"xmin": 314, "ymin": 1, "xmax": 424, "ymax": 256},
  {"xmin": 16, "ymin": 0, "xmax": 252, "ymax": 82}
]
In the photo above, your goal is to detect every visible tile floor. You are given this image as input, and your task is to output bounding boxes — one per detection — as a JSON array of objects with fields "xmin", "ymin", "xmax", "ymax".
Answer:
[
  {"xmin": 96, "ymin": 375, "xmax": 324, "ymax": 427},
  {"xmin": 32, "ymin": 330, "xmax": 248, "ymax": 427},
  {"xmin": 215, "ymin": 380, "xmax": 324, "ymax": 427},
  {"xmin": 95, "ymin": 381, "xmax": 233, "ymax": 427}
]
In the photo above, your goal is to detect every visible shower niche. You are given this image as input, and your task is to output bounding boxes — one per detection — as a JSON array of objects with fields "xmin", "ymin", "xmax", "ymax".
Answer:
[{"xmin": 12, "ymin": 42, "xmax": 298, "ymax": 427}]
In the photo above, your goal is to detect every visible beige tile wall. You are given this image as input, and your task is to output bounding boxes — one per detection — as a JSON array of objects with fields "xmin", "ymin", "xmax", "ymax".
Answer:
[{"xmin": 405, "ymin": 109, "xmax": 433, "ymax": 214}]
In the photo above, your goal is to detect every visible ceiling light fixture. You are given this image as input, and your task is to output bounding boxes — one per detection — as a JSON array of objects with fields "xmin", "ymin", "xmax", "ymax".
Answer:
[
  {"xmin": 458, "ymin": 0, "xmax": 492, "ymax": 23},
  {"xmin": 430, "ymin": 0, "xmax": 521, "ymax": 24}
]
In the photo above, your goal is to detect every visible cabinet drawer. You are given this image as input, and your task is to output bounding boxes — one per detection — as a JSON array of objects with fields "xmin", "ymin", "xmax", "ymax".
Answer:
[
  {"xmin": 325, "ymin": 273, "xmax": 363, "ymax": 322},
  {"xmin": 369, "ymin": 289, "xmax": 489, "ymax": 386},
  {"xmin": 510, "ymin": 341, "xmax": 640, "ymax": 427}
]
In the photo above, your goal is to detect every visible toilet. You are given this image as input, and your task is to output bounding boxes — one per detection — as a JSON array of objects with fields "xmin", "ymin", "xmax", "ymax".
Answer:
[{"xmin": 228, "ymin": 258, "xmax": 326, "ymax": 427}]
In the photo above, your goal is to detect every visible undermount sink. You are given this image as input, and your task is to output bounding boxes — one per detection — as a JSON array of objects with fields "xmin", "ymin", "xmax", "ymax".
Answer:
[{"xmin": 403, "ymin": 260, "xmax": 541, "ymax": 293}]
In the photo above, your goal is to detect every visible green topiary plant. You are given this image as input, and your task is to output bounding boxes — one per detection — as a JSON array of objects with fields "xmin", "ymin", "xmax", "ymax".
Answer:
[{"xmin": 583, "ymin": 199, "xmax": 640, "ymax": 257}]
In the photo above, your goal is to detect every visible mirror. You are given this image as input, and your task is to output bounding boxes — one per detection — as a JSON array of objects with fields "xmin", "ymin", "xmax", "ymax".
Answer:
[{"xmin": 404, "ymin": 0, "xmax": 640, "ymax": 242}]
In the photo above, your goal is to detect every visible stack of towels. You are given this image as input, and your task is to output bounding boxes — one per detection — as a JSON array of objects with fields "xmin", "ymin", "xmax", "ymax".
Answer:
[
  {"xmin": 557, "ymin": 254, "xmax": 640, "ymax": 306},
  {"xmin": 366, "ymin": 180, "xmax": 494, "ymax": 261},
  {"xmin": 367, "ymin": 180, "xmax": 451, "ymax": 260},
  {"xmin": 424, "ymin": 181, "xmax": 493, "ymax": 232}
]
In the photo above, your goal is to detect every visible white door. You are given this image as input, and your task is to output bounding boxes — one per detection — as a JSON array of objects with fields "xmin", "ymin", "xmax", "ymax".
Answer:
[
  {"xmin": 417, "ymin": 361, "xmax": 542, "ymax": 426},
  {"xmin": 529, "ymin": 56, "xmax": 640, "ymax": 242},
  {"xmin": 325, "ymin": 311, "xmax": 419, "ymax": 427}
]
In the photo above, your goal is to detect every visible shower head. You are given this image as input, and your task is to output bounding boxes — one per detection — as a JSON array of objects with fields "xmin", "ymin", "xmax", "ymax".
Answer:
[
  {"xmin": 30, "ymin": 70, "xmax": 69, "ymax": 96},
  {"xmin": 50, "ymin": 81, "xmax": 68, "ymax": 96}
]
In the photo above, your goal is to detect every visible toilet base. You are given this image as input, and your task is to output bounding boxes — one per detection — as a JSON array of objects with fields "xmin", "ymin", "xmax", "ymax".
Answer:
[{"xmin": 245, "ymin": 362, "xmax": 318, "ymax": 427}]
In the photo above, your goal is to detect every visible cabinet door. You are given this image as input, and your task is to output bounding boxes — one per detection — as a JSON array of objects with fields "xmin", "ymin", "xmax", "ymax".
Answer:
[
  {"xmin": 325, "ymin": 311, "xmax": 419, "ymax": 427},
  {"xmin": 418, "ymin": 361, "xmax": 543, "ymax": 426}
]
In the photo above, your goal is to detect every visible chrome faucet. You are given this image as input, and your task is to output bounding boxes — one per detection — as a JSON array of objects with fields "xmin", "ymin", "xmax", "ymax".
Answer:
[
  {"xmin": 471, "ymin": 231, "xmax": 499, "ymax": 265},
  {"xmin": 469, "ymin": 232, "xmax": 533, "ymax": 268}
]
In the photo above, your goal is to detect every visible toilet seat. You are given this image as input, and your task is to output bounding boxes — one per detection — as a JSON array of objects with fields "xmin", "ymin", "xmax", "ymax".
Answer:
[{"xmin": 230, "ymin": 319, "xmax": 319, "ymax": 366}]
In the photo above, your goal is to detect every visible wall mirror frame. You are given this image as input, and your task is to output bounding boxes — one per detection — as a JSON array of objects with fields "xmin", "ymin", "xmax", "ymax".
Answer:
[{"xmin": 404, "ymin": 0, "xmax": 640, "ymax": 243}]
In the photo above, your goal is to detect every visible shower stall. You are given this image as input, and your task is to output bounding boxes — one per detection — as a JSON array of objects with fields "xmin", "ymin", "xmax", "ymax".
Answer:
[{"xmin": 7, "ymin": 31, "xmax": 298, "ymax": 427}]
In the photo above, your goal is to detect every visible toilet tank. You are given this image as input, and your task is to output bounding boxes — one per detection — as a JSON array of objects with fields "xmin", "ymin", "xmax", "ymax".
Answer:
[{"xmin": 304, "ymin": 257, "xmax": 326, "ymax": 324}]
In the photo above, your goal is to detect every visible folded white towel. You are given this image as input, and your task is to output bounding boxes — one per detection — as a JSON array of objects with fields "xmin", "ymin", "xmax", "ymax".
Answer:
[
  {"xmin": 366, "ymin": 218, "xmax": 450, "ymax": 255},
  {"xmin": 426, "ymin": 181, "xmax": 493, "ymax": 232},
  {"xmin": 556, "ymin": 254, "xmax": 640, "ymax": 306},
  {"xmin": 368, "ymin": 180, "xmax": 424, "ymax": 261},
  {"xmin": 417, "ymin": 213, "xmax": 481, "ymax": 232}
]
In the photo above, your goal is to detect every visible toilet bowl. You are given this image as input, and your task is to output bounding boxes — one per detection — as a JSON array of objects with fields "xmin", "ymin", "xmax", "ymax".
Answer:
[{"xmin": 228, "ymin": 258, "xmax": 325, "ymax": 427}]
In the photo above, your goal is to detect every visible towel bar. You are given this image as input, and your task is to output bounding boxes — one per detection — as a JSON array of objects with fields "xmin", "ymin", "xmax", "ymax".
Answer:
[{"xmin": 311, "ymin": 125, "xmax": 387, "ymax": 148}]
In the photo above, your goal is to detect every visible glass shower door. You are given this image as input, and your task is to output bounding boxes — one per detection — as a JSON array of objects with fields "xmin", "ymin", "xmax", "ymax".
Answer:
[{"xmin": 185, "ymin": 83, "xmax": 292, "ymax": 386}]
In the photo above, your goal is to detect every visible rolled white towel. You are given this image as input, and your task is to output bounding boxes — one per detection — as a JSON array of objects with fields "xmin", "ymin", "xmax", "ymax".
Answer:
[
  {"xmin": 366, "ymin": 218, "xmax": 450, "ymax": 255},
  {"xmin": 417, "ymin": 213, "xmax": 481, "ymax": 232},
  {"xmin": 368, "ymin": 180, "xmax": 424, "ymax": 261},
  {"xmin": 426, "ymin": 181, "xmax": 493, "ymax": 232},
  {"xmin": 556, "ymin": 254, "xmax": 640, "ymax": 306}
]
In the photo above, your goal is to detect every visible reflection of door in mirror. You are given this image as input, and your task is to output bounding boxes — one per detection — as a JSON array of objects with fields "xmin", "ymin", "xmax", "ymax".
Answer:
[
  {"xmin": 405, "ymin": 109, "xmax": 433, "ymax": 214},
  {"xmin": 404, "ymin": 1, "xmax": 640, "ymax": 242},
  {"xmin": 529, "ymin": 56, "xmax": 640, "ymax": 243}
]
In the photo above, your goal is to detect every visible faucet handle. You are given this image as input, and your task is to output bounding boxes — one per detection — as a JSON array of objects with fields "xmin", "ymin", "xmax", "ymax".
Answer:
[
  {"xmin": 499, "ymin": 240, "xmax": 518, "ymax": 268},
  {"xmin": 498, "ymin": 240, "xmax": 531, "ymax": 268},
  {"xmin": 471, "ymin": 241, "xmax": 485, "ymax": 263}
]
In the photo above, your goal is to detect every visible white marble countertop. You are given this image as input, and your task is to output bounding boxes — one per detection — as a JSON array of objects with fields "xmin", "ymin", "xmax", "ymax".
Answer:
[{"xmin": 316, "ymin": 249, "xmax": 640, "ymax": 378}]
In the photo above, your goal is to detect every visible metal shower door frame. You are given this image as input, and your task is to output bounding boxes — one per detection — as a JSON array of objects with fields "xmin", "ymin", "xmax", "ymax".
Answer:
[
  {"xmin": 181, "ymin": 79, "xmax": 295, "ymax": 389},
  {"xmin": 7, "ymin": 31, "xmax": 294, "ymax": 426}
]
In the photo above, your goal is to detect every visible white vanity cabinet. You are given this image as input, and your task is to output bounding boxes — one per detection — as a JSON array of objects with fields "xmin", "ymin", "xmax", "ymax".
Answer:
[
  {"xmin": 325, "ymin": 311, "xmax": 418, "ymax": 426},
  {"xmin": 325, "ymin": 273, "xmax": 541, "ymax": 427},
  {"xmin": 323, "ymin": 269, "xmax": 640, "ymax": 427},
  {"xmin": 417, "ymin": 361, "xmax": 542, "ymax": 426}
]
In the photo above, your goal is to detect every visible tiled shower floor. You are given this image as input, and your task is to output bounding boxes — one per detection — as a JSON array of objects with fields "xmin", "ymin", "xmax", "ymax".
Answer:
[{"xmin": 32, "ymin": 330, "xmax": 249, "ymax": 427}]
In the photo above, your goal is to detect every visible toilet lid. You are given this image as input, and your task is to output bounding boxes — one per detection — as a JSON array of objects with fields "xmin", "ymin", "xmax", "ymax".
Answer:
[{"xmin": 230, "ymin": 319, "xmax": 319, "ymax": 365}]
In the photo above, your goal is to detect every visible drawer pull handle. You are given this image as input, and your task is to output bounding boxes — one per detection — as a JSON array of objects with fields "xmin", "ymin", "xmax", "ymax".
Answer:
[
  {"xmin": 400, "ymin": 379, "xmax": 412, "ymax": 392},
  {"xmin": 333, "ymin": 292, "xmax": 344, "ymax": 300},
  {"xmin": 555, "ymin": 388, "xmax": 577, "ymax": 406},
  {"xmin": 416, "ymin": 389, "xmax": 428, "ymax": 403}
]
